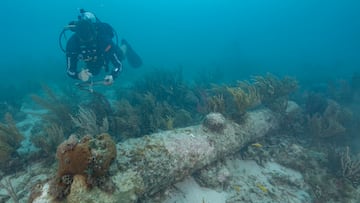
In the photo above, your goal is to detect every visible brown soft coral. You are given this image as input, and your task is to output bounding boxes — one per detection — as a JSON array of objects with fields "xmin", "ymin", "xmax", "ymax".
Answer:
[
  {"xmin": 51, "ymin": 133, "xmax": 116, "ymax": 200},
  {"xmin": 90, "ymin": 133, "xmax": 117, "ymax": 177},
  {"xmin": 56, "ymin": 135, "xmax": 91, "ymax": 177}
]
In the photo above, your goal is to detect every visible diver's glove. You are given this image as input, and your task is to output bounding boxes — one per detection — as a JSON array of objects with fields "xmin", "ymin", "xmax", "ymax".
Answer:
[
  {"xmin": 111, "ymin": 66, "xmax": 122, "ymax": 78},
  {"xmin": 78, "ymin": 69, "xmax": 92, "ymax": 82},
  {"xmin": 104, "ymin": 75, "xmax": 114, "ymax": 86}
]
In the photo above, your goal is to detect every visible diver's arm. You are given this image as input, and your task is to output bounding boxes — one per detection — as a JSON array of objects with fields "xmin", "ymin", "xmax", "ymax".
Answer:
[
  {"xmin": 101, "ymin": 45, "xmax": 123, "ymax": 86},
  {"xmin": 102, "ymin": 53, "xmax": 122, "ymax": 86},
  {"xmin": 66, "ymin": 54, "xmax": 92, "ymax": 81},
  {"xmin": 98, "ymin": 23, "xmax": 124, "ymax": 83},
  {"xmin": 110, "ymin": 52, "xmax": 123, "ymax": 79},
  {"xmin": 106, "ymin": 43, "xmax": 125, "ymax": 79},
  {"xmin": 65, "ymin": 35, "xmax": 80, "ymax": 79},
  {"xmin": 66, "ymin": 54, "xmax": 79, "ymax": 79}
]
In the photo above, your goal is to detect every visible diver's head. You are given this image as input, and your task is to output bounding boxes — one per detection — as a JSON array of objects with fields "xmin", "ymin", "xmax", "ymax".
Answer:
[
  {"xmin": 76, "ymin": 19, "xmax": 96, "ymax": 42},
  {"xmin": 79, "ymin": 9, "xmax": 97, "ymax": 23}
]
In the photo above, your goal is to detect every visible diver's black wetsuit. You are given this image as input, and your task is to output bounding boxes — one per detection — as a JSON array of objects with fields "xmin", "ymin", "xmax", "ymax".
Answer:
[{"xmin": 66, "ymin": 22, "xmax": 124, "ymax": 80}]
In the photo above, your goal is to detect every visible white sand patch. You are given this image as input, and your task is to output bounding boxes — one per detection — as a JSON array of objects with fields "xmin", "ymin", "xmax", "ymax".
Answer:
[
  {"xmin": 163, "ymin": 177, "xmax": 228, "ymax": 203},
  {"xmin": 226, "ymin": 159, "xmax": 311, "ymax": 203},
  {"xmin": 162, "ymin": 160, "xmax": 311, "ymax": 203},
  {"xmin": 17, "ymin": 108, "xmax": 46, "ymax": 154}
]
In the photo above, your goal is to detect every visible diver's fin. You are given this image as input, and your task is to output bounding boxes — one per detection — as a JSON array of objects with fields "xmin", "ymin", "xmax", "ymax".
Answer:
[{"xmin": 122, "ymin": 39, "xmax": 143, "ymax": 68}]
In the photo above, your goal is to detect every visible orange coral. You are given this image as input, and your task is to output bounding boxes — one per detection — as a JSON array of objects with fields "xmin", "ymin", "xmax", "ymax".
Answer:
[
  {"xmin": 56, "ymin": 138, "xmax": 91, "ymax": 177},
  {"xmin": 51, "ymin": 133, "xmax": 117, "ymax": 200}
]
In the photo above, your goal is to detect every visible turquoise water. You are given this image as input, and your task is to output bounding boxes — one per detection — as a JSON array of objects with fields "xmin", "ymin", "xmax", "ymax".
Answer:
[
  {"xmin": 0, "ymin": 0, "xmax": 359, "ymax": 87},
  {"xmin": 0, "ymin": 1, "xmax": 360, "ymax": 202}
]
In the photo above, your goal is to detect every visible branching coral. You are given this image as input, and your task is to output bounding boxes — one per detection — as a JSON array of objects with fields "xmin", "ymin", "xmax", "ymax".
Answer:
[
  {"xmin": 305, "ymin": 92, "xmax": 328, "ymax": 116},
  {"xmin": 329, "ymin": 146, "xmax": 360, "ymax": 188},
  {"xmin": 340, "ymin": 147, "xmax": 360, "ymax": 187},
  {"xmin": 111, "ymin": 68, "xmax": 208, "ymax": 137},
  {"xmin": 113, "ymin": 95, "xmax": 191, "ymax": 139},
  {"xmin": 71, "ymin": 105, "xmax": 109, "ymax": 136},
  {"xmin": 112, "ymin": 99, "xmax": 141, "ymax": 139},
  {"xmin": 136, "ymin": 92, "xmax": 175, "ymax": 133},
  {"xmin": 253, "ymin": 73, "xmax": 298, "ymax": 99},
  {"xmin": 112, "ymin": 93, "xmax": 176, "ymax": 139},
  {"xmin": 133, "ymin": 68, "xmax": 186, "ymax": 105},
  {"xmin": 87, "ymin": 92, "xmax": 113, "ymax": 121},
  {"xmin": 112, "ymin": 71, "xmax": 295, "ymax": 137},
  {"xmin": 207, "ymin": 82, "xmax": 260, "ymax": 122},
  {"xmin": 0, "ymin": 113, "xmax": 24, "ymax": 167},
  {"xmin": 207, "ymin": 94, "xmax": 225, "ymax": 114},
  {"xmin": 30, "ymin": 123, "xmax": 65, "ymax": 160},
  {"xmin": 308, "ymin": 100, "xmax": 351, "ymax": 138},
  {"xmin": 31, "ymin": 85, "xmax": 75, "ymax": 135},
  {"xmin": 173, "ymin": 109, "xmax": 193, "ymax": 128},
  {"xmin": 252, "ymin": 73, "xmax": 298, "ymax": 113},
  {"xmin": 308, "ymin": 113, "xmax": 346, "ymax": 138},
  {"xmin": 226, "ymin": 81, "xmax": 260, "ymax": 115}
]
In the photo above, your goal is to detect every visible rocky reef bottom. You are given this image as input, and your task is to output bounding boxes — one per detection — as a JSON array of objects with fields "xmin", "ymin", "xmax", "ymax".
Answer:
[{"xmin": 1, "ymin": 131, "xmax": 360, "ymax": 203}]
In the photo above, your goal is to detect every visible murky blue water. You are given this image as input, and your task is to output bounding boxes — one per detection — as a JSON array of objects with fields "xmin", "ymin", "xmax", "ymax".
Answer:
[{"xmin": 0, "ymin": 0, "xmax": 359, "ymax": 87}]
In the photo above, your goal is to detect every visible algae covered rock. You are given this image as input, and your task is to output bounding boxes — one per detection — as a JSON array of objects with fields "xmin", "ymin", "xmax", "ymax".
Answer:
[
  {"xmin": 31, "ymin": 109, "xmax": 279, "ymax": 203},
  {"xmin": 202, "ymin": 113, "xmax": 226, "ymax": 133},
  {"xmin": 47, "ymin": 133, "xmax": 116, "ymax": 201}
]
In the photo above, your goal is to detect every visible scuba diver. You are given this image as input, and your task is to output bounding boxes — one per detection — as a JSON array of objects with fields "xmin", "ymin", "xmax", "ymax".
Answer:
[{"xmin": 59, "ymin": 9, "xmax": 142, "ymax": 86}]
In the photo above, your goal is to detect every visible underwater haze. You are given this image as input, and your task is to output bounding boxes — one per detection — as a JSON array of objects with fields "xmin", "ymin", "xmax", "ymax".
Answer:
[
  {"xmin": 0, "ymin": 0, "xmax": 359, "ymax": 86},
  {"xmin": 2, "ymin": 1, "xmax": 360, "ymax": 202}
]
